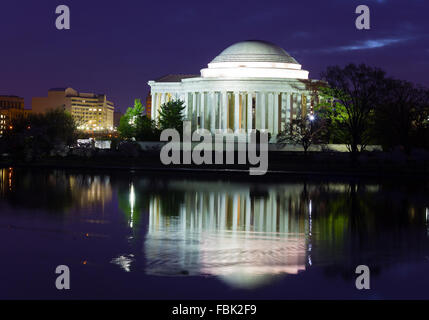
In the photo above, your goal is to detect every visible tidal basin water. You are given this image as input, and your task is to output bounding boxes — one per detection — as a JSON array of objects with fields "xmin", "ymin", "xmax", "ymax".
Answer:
[{"xmin": 1, "ymin": 168, "xmax": 429, "ymax": 299}]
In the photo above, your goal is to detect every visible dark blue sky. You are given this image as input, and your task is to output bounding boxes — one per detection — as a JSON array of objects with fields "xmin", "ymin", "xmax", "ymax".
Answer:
[{"xmin": 0, "ymin": 0, "xmax": 428, "ymax": 112}]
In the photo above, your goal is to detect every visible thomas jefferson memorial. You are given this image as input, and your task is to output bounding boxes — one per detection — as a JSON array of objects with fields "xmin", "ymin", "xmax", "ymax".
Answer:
[{"xmin": 149, "ymin": 40, "xmax": 320, "ymax": 139}]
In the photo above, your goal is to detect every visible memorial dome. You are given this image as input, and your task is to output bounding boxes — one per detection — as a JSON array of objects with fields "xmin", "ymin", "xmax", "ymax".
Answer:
[
  {"xmin": 210, "ymin": 40, "xmax": 299, "ymax": 64},
  {"xmin": 201, "ymin": 40, "xmax": 309, "ymax": 79}
]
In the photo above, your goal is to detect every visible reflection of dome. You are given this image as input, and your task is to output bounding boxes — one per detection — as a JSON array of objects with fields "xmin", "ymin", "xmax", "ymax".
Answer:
[
  {"xmin": 211, "ymin": 40, "xmax": 299, "ymax": 64},
  {"xmin": 201, "ymin": 40, "xmax": 309, "ymax": 79}
]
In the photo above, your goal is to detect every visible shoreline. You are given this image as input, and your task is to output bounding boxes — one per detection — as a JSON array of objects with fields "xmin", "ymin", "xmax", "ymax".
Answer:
[{"xmin": 2, "ymin": 151, "xmax": 428, "ymax": 181}]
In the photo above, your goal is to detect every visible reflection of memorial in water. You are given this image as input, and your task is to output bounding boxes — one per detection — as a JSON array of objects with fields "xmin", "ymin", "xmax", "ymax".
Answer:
[{"xmin": 145, "ymin": 182, "xmax": 309, "ymax": 288}]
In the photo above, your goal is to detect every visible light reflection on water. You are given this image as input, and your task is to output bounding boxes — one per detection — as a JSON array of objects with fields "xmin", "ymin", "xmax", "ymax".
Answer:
[
  {"xmin": 146, "ymin": 184, "xmax": 308, "ymax": 288},
  {"xmin": 1, "ymin": 167, "xmax": 429, "ymax": 297}
]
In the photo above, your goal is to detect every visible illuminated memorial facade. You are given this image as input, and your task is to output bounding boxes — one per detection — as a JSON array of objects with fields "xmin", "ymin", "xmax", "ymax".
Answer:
[{"xmin": 148, "ymin": 40, "xmax": 320, "ymax": 139}]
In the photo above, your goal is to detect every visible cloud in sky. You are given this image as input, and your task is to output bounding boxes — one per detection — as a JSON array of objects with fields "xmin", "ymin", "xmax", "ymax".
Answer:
[
  {"xmin": 318, "ymin": 37, "xmax": 412, "ymax": 53},
  {"xmin": 291, "ymin": 37, "xmax": 412, "ymax": 56},
  {"xmin": 336, "ymin": 38, "xmax": 408, "ymax": 51}
]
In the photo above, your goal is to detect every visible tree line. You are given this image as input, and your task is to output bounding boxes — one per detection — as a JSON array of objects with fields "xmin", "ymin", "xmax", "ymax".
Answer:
[
  {"xmin": 1, "ymin": 63, "xmax": 428, "ymax": 161},
  {"xmin": 278, "ymin": 63, "xmax": 429, "ymax": 156}
]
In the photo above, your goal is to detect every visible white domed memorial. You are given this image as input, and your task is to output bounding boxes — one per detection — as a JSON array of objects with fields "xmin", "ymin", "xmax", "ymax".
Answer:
[{"xmin": 148, "ymin": 40, "xmax": 320, "ymax": 139}]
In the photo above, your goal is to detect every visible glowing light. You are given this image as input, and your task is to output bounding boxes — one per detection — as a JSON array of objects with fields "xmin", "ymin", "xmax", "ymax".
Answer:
[
  {"xmin": 129, "ymin": 184, "xmax": 135, "ymax": 213},
  {"xmin": 129, "ymin": 183, "xmax": 135, "ymax": 228},
  {"xmin": 110, "ymin": 254, "xmax": 134, "ymax": 272}
]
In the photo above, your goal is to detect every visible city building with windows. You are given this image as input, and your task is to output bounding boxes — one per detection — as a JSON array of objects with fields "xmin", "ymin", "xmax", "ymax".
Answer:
[
  {"xmin": 0, "ymin": 95, "xmax": 30, "ymax": 135},
  {"xmin": 148, "ymin": 40, "xmax": 322, "ymax": 140},
  {"xmin": 32, "ymin": 88, "xmax": 115, "ymax": 131}
]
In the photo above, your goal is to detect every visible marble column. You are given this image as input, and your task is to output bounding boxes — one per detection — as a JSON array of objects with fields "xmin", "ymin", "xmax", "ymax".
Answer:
[
  {"xmin": 273, "ymin": 92, "xmax": 279, "ymax": 136},
  {"xmin": 151, "ymin": 92, "xmax": 157, "ymax": 120},
  {"xmin": 214, "ymin": 92, "xmax": 219, "ymax": 130},
  {"xmin": 192, "ymin": 92, "xmax": 197, "ymax": 130},
  {"xmin": 209, "ymin": 92, "xmax": 216, "ymax": 132},
  {"xmin": 200, "ymin": 92, "xmax": 205, "ymax": 129},
  {"xmin": 260, "ymin": 92, "xmax": 266, "ymax": 131},
  {"xmin": 157, "ymin": 93, "xmax": 164, "ymax": 120},
  {"xmin": 286, "ymin": 93, "xmax": 291, "ymax": 127},
  {"xmin": 268, "ymin": 93, "xmax": 274, "ymax": 134},
  {"xmin": 184, "ymin": 92, "xmax": 189, "ymax": 120},
  {"xmin": 296, "ymin": 93, "xmax": 302, "ymax": 120},
  {"xmin": 234, "ymin": 91, "xmax": 240, "ymax": 132},
  {"xmin": 247, "ymin": 92, "xmax": 253, "ymax": 132},
  {"xmin": 217, "ymin": 92, "xmax": 222, "ymax": 129},
  {"xmin": 241, "ymin": 93, "xmax": 246, "ymax": 131},
  {"xmin": 222, "ymin": 91, "xmax": 228, "ymax": 131},
  {"xmin": 280, "ymin": 92, "xmax": 286, "ymax": 131},
  {"xmin": 255, "ymin": 92, "xmax": 261, "ymax": 129},
  {"xmin": 160, "ymin": 93, "xmax": 166, "ymax": 107},
  {"xmin": 306, "ymin": 94, "xmax": 312, "ymax": 117}
]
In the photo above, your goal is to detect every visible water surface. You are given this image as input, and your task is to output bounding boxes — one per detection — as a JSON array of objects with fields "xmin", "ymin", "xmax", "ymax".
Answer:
[{"xmin": 1, "ymin": 168, "xmax": 428, "ymax": 299}]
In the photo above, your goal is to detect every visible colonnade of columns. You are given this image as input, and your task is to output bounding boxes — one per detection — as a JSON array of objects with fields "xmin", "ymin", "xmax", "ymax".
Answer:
[{"xmin": 151, "ymin": 91, "xmax": 316, "ymax": 136}]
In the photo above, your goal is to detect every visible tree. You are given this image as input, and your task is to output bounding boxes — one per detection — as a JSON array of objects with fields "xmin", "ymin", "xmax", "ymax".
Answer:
[
  {"xmin": 158, "ymin": 100, "xmax": 185, "ymax": 132},
  {"xmin": 317, "ymin": 64, "xmax": 387, "ymax": 157},
  {"xmin": 118, "ymin": 99, "xmax": 145, "ymax": 139},
  {"xmin": 118, "ymin": 115, "xmax": 135, "ymax": 139},
  {"xmin": 375, "ymin": 79, "xmax": 429, "ymax": 152},
  {"xmin": 135, "ymin": 116, "xmax": 161, "ymax": 141},
  {"xmin": 277, "ymin": 114, "xmax": 326, "ymax": 154},
  {"xmin": 2, "ymin": 108, "xmax": 77, "ymax": 160},
  {"xmin": 413, "ymin": 89, "xmax": 429, "ymax": 149}
]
